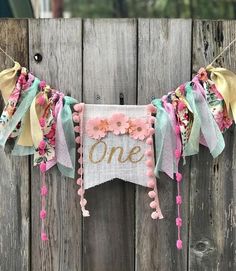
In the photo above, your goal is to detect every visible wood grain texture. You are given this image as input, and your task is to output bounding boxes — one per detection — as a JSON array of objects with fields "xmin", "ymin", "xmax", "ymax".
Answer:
[
  {"xmin": 83, "ymin": 19, "xmax": 137, "ymax": 271},
  {"xmin": 29, "ymin": 19, "xmax": 83, "ymax": 271},
  {"xmin": 0, "ymin": 19, "xmax": 30, "ymax": 271},
  {"xmin": 136, "ymin": 19, "xmax": 192, "ymax": 271},
  {"xmin": 190, "ymin": 20, "xmax": 236, "ymax": 271}
]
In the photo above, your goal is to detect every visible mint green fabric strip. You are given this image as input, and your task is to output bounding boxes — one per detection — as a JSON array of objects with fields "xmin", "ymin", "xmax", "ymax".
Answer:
[
  {"xmin": 0, "ymin": 78, "xmax": 40, "ymax": 148},
  {"xmin": 152, "ymin": 99, "xmax": 177, "ymax": 179},
  {"xmin": 57, "ymin": 96, "xmax": 78, "ymax": 178},
  {"xmin": 184, "ymin": 82, "xmax": 225, "ymax": 158}
]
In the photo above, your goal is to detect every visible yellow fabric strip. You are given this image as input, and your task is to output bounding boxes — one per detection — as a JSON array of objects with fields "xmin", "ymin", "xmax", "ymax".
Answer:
[
  {"xmin": 206, "ymin": 65, "xmax": 236, "ymax": 121},
  {"xmin": 0, "ymin": 61, "xmax": 21, "ymax": 103}
]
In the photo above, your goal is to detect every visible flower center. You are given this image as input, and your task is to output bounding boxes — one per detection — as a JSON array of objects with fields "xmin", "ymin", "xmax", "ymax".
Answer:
[
  {"xmin": 137, "ymin": 127, "xmax": 142, "ymax": 132},
  {"xmin": 117, "ymin": 121, "xmax": 122, "ymax": 127},
  {"xmin": 93, "ymin": 126, "xmax": 99, "ymax": 131}
]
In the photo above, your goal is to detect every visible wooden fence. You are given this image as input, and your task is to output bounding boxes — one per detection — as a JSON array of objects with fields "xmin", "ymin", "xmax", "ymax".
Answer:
[{"xmin": 0, "ymin": 18, "xmax": 235, "ymax": 271}]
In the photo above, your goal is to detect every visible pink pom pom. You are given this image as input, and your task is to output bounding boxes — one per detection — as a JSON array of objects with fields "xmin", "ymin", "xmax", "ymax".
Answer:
[
  {"xmin": 148, "ymin": 190, "xmax": 156, "ymax": 199},
  {"xmin": 74, "ymin": 103, "xmax": 83, "ymax": 112},
  {"xmin": 146, "ymin": 137, "xmax": 153, "ymax": 145},
  {"xmin": 145, "ymin": 159, "xmax": 154, "ymax": 167},
  {"xmin": 39, "ymin": 80, "xmax": 46, "ymax": 89},
  {"xmin": 147, "ymin": 179, "xmax": 155, "ymax": 188},
  {"xmin": 176, "ymin": 217, "xmax": 182, "ymax": 227},
  {"xmin": 178, "ymin": 101, "xmax": 186, "ymax": 111},
  {"xmin": 41, "ymin": 185, "xmax": 48, "ymax": 196},
  {"xmin": 147, "ymin": 104, "xmax": 157, "ymax": 114},
  {"xmin": 175, "ymin": 125, "xmax": 180, "ymax": 135},
  {"xmin": 145, "ymin": 149, "xmax": 153, "ymax": 157},
  {"xmin": 176, "ymin": 239, "xmax": 183, "ymax": 250},
  {"xmin": 41, "ymin": 232, "xmax": 48, "ymax": 241},
  {"xmin": 37, "ymin": 94, "xmax": 46, "ymax": 106},
  {"xmin": 39, "ymin": 117, "xmax": 46, "ymax": 128},
  {"xmin": 176, "ymin": 195, "xmax": 182, "ymax": 205},
  {"xmin": 74, "ymin": 126, "xmax": 80, "ymax": 133},
  {"xmin": 76, "ymin": 178, "xmax": 82, "ymax": 185},
  {"xmin": 150, "ymin": 200, "xmax": 157, "ymax": 209},
  {"xmin": 80, "ymin": 198, "xmax": 87, "ymax": 207},
  {"xmin": 73, "ymin": 114, "xmax": 80, "ymax": 123},
  {"xmin": 149, "ymin": 128, "xmax": 155, "ymax": 136},
  {"xmin": 38, "ymin": 140, "xmax": 46, "ymax": 150},
  {"xmin": 75, "ymin": 136, "xmax": 80, "ymax": 144},
  {"xmin": 40, "ymin": 209, "xmax": 47, "ymax": 219},
  {"xmin": 146, "ymin": 170, "xmax": 154, "ymax": 177},
  {"xmin": 77, "ymin": 168, "xmax": 83, "ymax": 175},
  {"xmin": 149, "ymin": 116, "xmax": 156, "ymax": 124},
  {"xmin": 151, "ymin": 211, "xmax": 159, "ymax": 219},
  {"xmin": 176, "ymin": 172, "xmax": 182, "ymax": 182},
  {"xmin": 40, "ymin": 162, "xmax": 46, "ymax": 173},
  {"xmin": 175, "ymin": 149, "xmax": 181, "ymax": 159},
  {"xmin": 77, "ymin": 188, "xmax": 84, "ymax": 196}
]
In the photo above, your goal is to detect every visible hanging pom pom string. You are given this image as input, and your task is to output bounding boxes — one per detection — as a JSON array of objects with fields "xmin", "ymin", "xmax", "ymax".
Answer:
[
  {"xmin": 146, "ymin": 104, "xmax": 163, "ymax": 219},
  {"xmin": 74, "ymin": 103, "xmax": 90, "ymax": 217},
  {"xmin": 40, "ymin": 163, "xmax": 48, "ymax": 241},
  {"xmin": 175, "ymin": 171, "xmax": 183, "ymax": 250}
]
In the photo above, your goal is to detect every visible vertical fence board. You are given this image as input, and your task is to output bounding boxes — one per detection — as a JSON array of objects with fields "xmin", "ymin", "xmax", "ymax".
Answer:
[
  {"xmin": 190, "ymin": 20, "xmax": 236, "ymax": 271},
  {"xmin": 29, "ymin": 19, "xmax": 83, "ymax": 271},
  {"xmin": 0, "ymin": 19, "xmax": 30, "ymax": 271},
  {"xmin": 136, "ymin": 19, "xmax": 192, "ymax": 271},
  {"xmin": 83, "ymin": 19, "xmax": 137, "ymax": 271}
]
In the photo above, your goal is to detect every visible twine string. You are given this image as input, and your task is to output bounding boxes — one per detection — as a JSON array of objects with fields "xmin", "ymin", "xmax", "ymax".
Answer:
[{"xmin": 0, "ymin": 45, "xmax": 15, "ymax": 64}]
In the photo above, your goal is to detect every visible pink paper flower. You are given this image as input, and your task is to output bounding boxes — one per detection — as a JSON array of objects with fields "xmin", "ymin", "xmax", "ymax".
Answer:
[
  {"xmin": 108, "ymin": 113, "xmax": 129, "ymax": 135},
  {"xmin": 129, "ymin": 118, "xmax": 149, "ymax": 140},
  {"xmin": 197, "ymin": 67, "xmax": 208, "ymax": 82},
  {"xmin": 86, "ymin": 118, "xmax": 107, "ymax": 139}
]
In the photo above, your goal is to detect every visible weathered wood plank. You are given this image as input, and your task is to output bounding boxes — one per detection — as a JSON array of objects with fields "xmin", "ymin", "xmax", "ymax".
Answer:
[
  {"xmin": 0, "ymin": 19, "xmax": 30, "ymax": 271},
  {"xmin": 190, "ymin": 20, "xmax": 236, "ymax": 271},
  {"xmin": 83, "ymin": 19, "xmax": 137, "ymax": 271},
  {"xmin": 136, "ymin": 19, "xmax": 192, "ymax": 271},
  {"xmin": 29, "ymin": 18, "xmax": 83, "ymax": 271}
]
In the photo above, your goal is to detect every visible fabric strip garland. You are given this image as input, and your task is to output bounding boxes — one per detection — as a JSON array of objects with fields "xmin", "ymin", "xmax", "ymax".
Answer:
[{"xmin": 0, "ymin": 60, "xmax": 235, "ymax": 250}]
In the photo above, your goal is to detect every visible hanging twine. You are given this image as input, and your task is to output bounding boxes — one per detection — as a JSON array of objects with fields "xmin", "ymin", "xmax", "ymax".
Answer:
[
  {"xmin": 0, "ymin": 45, "xmax": 15, "ymax": 64},
  {"xmin": 210, "ymin": 37, "xmax": 236, "ymax": 66}
]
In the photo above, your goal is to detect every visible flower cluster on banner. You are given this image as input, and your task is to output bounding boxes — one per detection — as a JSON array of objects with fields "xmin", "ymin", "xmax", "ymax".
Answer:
[{"xmin": 0, "ymin": 59, "xmax": 236, "ymax": 250}]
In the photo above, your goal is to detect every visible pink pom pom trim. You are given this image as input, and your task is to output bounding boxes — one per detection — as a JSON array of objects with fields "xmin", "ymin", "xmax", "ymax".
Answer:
[
  {"xmin": 41, "ymin": 185, "xmax": 48, "ymax": 196},
  {"xmin": 147, "ymin": 179, "xmax": 155, "ymax": 188},
  {"xmin": 149, "ymin": 116, "xmax": 156, "ymax": 124},
  {"xmin": 40, "ymin": 162, "xmax": 46, "ymax": 173},
  {"xmin": 39, "ymin": 80, "xmax": 46, "ymax": 89},
  {"xmin": 176, "ymin": 172, "xmax": 182, "ymax": 182},
  {"xmin": 146, "ymin": 170, "xmax": 154, "ymax": 177},
  {"xmin": 148, "ymin": 190, "xmax": 156, "ymax": 198},
  {"xmin": 41, "ymin": 232, "xmax": 48, "ymax": 241},
  {"xmin": 145, "ymin": 149, "xmax": 153, "ymax": 157},
  {"xmin": 150, "ymin": 201, "xmax": 157, "ymax": 209},
  {"xmin": 75, "ymin": 136, "xmax": 80, "ymax": 144},
  {"xmin": 176, "ymin": 239, "xmax": 183, "ymax": 250},
  {"xmin": 176, "ymin": 217, "xmax": 182, "ymax": 227},
  {"xmin": 145, "ymin": 159, "xmax": 154, "ymax": 167},
  {"xmin": 40, "ymin": 210, "xmax": 47, "ymax": 219},
  {"xmin": 77, "ymin": 188, "xmax": 84, "ymax": 196},
  {"xmin": 151, "ymin": 211, "xmax": 159, "ymax": 219},
  {"xmin": 73, "ymin": 114, "xmax": 80, "ymax": 123},
  {"xmin": 176, "ymin": 195, "xmax": 182, "ymax": 205},
  {"xmin": 74, "ymin": 126, "xmax": 80, "ymax": 133},
  {"xmin": 146, "ymin": 137, "xmax": 153, "ymax": 145},
  {"xmin": 74, "ymin": 103, "xmax": 83, "ymax": 112},
  {"xmin": 76, "ymin": 178, "xmax": 82, "ymax": 185}
]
